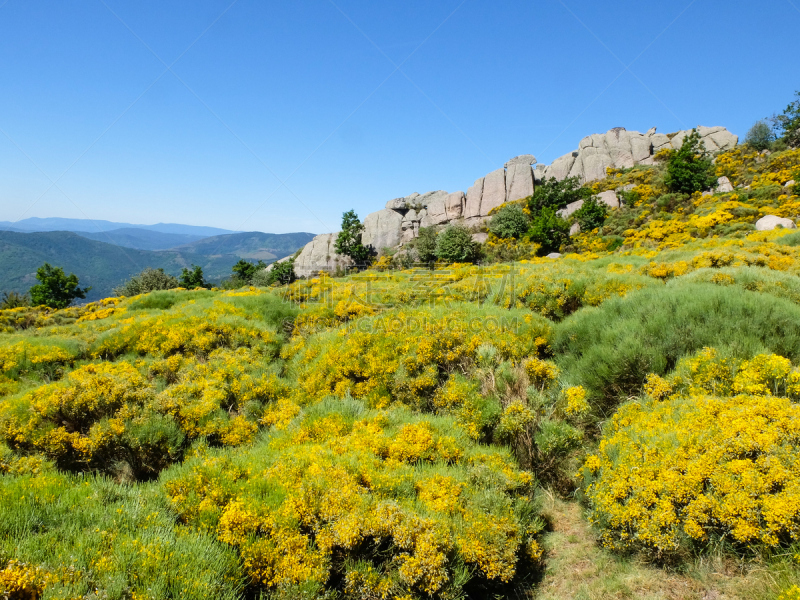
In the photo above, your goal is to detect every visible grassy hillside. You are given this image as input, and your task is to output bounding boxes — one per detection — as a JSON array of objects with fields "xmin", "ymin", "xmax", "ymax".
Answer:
[
  {"xmin": 75, "ymin": 228, "xmax": 207, "ymax": 251},
  {"xmin": 172, "ymin": 231, "xmax": 316, "ymax": 259},
  {"xmin": 1, "ymin": 145, "xmax": 799, "ymax": 599},
  {"xmin": 0, "ymin": 231, "xmax": 240, "ymax": 300}
]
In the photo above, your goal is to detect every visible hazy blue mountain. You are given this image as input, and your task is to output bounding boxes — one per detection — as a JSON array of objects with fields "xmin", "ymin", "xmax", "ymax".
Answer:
[
  {"xmin": 0, "ymin": 217, "xmax": 233, "ymax": 237},
  {"xmin": 76, "ymin": 228, "xmax": 207, "ymax": 251},
  {"xmin": 0, "ymin": 231, "xmax": 241, "ymax": 301},
  {"xmin": 173, "ymin": 232, "xmax": 316, "ymax": 260}
]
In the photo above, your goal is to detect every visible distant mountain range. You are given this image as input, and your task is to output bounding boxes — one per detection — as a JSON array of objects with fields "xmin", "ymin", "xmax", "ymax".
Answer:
[
  {"xmin": 0, "ymin": 217, "xmax": 234, "ymax": 237},
  {"xmin": 0, "ymin": 224, "xmax": 316, "ymax": 301}
]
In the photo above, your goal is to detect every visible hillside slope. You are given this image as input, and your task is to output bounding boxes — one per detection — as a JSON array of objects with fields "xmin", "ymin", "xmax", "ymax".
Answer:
[
  {"xmin": 172, "ymin": 231, "xmax": 316, "ymax": 260},
  {"xmin": 75, "ymin": 228, "xmax": 207, "ymax": 251},
  {"xmin": 0, "ymin": 231, "xmax": 239, "ymax": 300}
]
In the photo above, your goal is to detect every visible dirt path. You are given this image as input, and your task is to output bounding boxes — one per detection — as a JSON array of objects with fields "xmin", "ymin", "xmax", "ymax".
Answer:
[{"xmin": 532, "ymin": 495, "xmax": 761, "ymax": 600}]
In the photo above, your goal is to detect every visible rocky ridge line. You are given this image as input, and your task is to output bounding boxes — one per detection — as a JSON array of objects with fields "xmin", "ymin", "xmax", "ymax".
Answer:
[{"xmin": 294, "ymin": 125, "xmax": 738, "ymax": 276}]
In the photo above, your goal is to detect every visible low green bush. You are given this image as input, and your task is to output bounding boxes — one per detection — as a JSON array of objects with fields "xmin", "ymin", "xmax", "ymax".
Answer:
[{"xmin": 553, "ymin": 279, "xmax": 800, "ymax": 412}]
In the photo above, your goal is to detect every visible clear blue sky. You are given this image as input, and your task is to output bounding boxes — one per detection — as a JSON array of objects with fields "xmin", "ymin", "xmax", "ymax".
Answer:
[{"xmin": 1, "ymin": 0, "xmax": 798, "ymax": 234}]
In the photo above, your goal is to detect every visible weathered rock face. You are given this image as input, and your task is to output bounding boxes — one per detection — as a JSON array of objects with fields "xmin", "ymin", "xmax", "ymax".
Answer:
[
  {"xmin": 557, "ymin": 199, "xmax": 584, "ymax": 219},
  {"xmin": 294, "ymin": 233, "xmax": 354, "ymax": 277},
  {"xmin": 755, "ymin": 215, "xmax": 797, "ymax": 231},
  {"xmin": 362, "ymin": 209, "xmax": 404, "ymax": 251},
  {"xmin": 505, "ymin": 155, "xmax": 536, "ymax": 202},
  {"xmin": 464, "ymin": 178, "xmax": 484, "ymax": 219},
  {"xmin": 542, "ymin": 126, "xmax": 738, "ymax": 184},
  {"xmin": 480, "ymin": 168, "xmax": 507, "ymax": 215},
  {"xmin": 596, "ymin": 190, "xmax": 620, "ymax": 209}
]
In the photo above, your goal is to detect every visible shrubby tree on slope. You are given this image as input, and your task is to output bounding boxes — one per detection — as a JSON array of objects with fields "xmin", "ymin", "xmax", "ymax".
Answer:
[
  {"xmin": 745, "ymin": 119, "xmax": 775, "ymax": 151},
  {"xmin": 771, "ymin": 89, "xmax": 800, "ymax": 148},
  {"xmin": 252, "ymin": 258, "xmax": 296, "ymax": 286},
  {"xmin": 435, "ymin": 224, "xmax": 479, "ymax": 263},
  {"xmin": 114, "ymin": 268, "xmax": 179, "ymax": 296},
  {"xmin": 29, "ymin": 263, "xmax": 91, "ymax": 308},
  {"xmin": 489, "ymin": 204, "xmax": 529, "ymax": 239},
  {"xmin": 410, "ymin": 226, "xmax": 438, "ymax": 265},
  {"xmin": 664, "ymin": 129, "xmax": 717, "ymax": 194},
  {"xmin": 527, "ymin": 175, "xmax": 590, "ymax": 214},
  {"xmin": 573, "ymin": 195, "xmax": 608, "ymax": 232},
  {"xmin": 179, "ymin": 265, "xmax": 210, "ymax": 289},
  {"xmin": 529, "ymin": 207, "xmax": 569, "ymax": 254},
  {"xmin": 335, "ymin": 209, "xmax": 372, "ymax": 264},
  {"xmin": 230, "ymin": 259, "xmax": 267, "ymax": 286}
]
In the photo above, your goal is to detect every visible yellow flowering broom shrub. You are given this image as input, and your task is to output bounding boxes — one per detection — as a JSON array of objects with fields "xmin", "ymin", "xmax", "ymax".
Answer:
[
  {"xmin": 290, "ymin": 303, "xmax": 551, "ymax": 409},
  {"xmin": 580, "ymin": 349, "xmax": 800, "ymax": 559},
  {"xmin": 163, "ymin": 401, "xmax": 544, "ymax": 598}
]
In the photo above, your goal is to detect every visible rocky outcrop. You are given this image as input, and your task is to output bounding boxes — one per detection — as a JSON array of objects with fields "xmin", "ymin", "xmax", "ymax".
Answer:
[
  {"xmin": 294, "ymin": 233, "xmax": 354, "ymax": 277},
  {"xmin": 542, "ymin": 126, "xmax": 738, "ymax": 184},
  {"xmin": 755, "ymin": 215, "xmax": 797, "ymax": 231},
  {"xmin": 293, "ymin": 124, "xmax": 741, "ymax": 273}
]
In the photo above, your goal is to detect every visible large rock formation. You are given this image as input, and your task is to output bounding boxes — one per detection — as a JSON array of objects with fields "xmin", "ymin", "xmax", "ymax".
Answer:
[
  {"xmin": 293, "ymin": 233, "xmax": 354, "ymax": 277},
  {"xmin": 293, "ymin": 124, "xmax": 740, "ymax": 274},
  {"xmin": 541, "ymin": 126, "xmax": 738, "ymax": 184}
]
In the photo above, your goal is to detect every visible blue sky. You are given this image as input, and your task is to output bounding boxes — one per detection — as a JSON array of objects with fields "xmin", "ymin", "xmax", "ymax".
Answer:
[{"xmin": 1, "ymin": 0, "xmax": 798, "ymax": 234}]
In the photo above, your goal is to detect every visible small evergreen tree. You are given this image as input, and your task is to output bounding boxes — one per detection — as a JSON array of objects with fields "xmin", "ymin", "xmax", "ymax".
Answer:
[
  {"xmin": 771, "ymin": 90, "xmax": 800, "ymax": 148},
  {"xmin": 435, "ymin": 225, "xmax": 479, "ymax": 263},
  {"xmin": 528, "ymin": 207, "xmax": 569, "ymax": 254},
  {"xmin": 411, "ymin": 227, "xmax": 438, "ymax": 265},
  {"xmin": 113, "ymin": 268, "xmax": 179, "ymax": 296},
  {"xmin": 335, "ymin": 210, "xmax": 372, "ymax": 264},
  {"xmin": 528, "ymin": 176, "xmax": 591, "ymax": 214},
  {"xmin": 179, "ymin": 265, "xmax": 209, "ymax": 289},
  {"xmin": 231, "ymin": 259, "xmax": 267, "ymax": 284},
  {"xmin": 28, "ymin": 263, "xmax": 91, "ymax": 308},
  {"xmin": 664, "ymin": 129, "xmax": 717, "ymax": 194},
  {"xmin": 745, "ymin": 119, "xmax": 774, "ymax": 151},
  {"xmin": 573, "ymin": 196, "xmax": 608, "ymax": 232},
  {"xmin": 489, "ymin": 204, "xmax": 529, "ymax": 239}
]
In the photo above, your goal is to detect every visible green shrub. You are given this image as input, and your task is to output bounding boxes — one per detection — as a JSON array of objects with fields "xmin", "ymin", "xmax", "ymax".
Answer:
[
  {"xmin": 231, "ymin": 259, "xmax": 267, "ymax": 284},
  {"xmin": 527, "ymin": 176, "xmax": 590, "ymax": 214},
  {"xmin": 779, "ymin": 231, "xmax": 800, "ymax": 247},
  {"xmin": 745, "ymin": 119, "xmax": 775, "ymax": 151},
  {"xmin": 113, "ymin": 267, "xmax": 179, "ymax": 296},
  {"xmin": 129, "ymin": 290, "xmax": 181, "ymax": 310},
  {"xmin": 29, "ymin": 263, "xmax": 91, "ymax": 309},
  {"xmin": 261, "ymin": 258, "xmax": 297, "ymax": 286},
  {"xmin": 573, "ymin": 196, "xmax": 608, "ymax": 232},
  {"xmin": 0, "ymin": 468, "xmax": 241, "ymax": 599},
  {"xmin": 664, "ymin": 129, "xmax": 717, "ymax": 194},
  {"xmin": 0, "ymin": 291, "xmax": 30, "ymax": 309},
  {"xmin": 771, "ymin": 90, "xmax": 800, "ymax": 148},
  {"xmin": 528, "ymin": 207, "xmax": 569, "ymax": 254},
  {"xmin": 179, "ymin": 265, "xmax": 210, "ymax": 289},
  {"xmin": 410, "ymin": 226, "xmax": 438, "ymax": 265},
  {"xmin": 553, "ymin": 280, "xmax": 800, "ymax": 412},
  {"xmin": 435, "ymin": 224, "xmax": 479, "ymax": 263},
  {"xmin": 489, "ymin": 204, "xmax": 529, "ymax": 239}
]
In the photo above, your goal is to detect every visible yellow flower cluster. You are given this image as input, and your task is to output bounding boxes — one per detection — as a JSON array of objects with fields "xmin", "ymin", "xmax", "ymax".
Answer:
[
  {"xmin": 581, "ymin": 349, "xmax": 800, "ymax": 557},
  {"xmin": 164, "ymin": 406, "xmax": 542, "ymax": 596}
]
